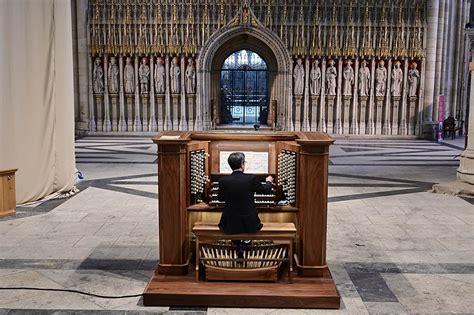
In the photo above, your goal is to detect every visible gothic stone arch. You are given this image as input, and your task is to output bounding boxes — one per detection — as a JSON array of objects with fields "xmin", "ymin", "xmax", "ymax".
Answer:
[{"xmin": 195, "ymin": 25, "xmax": 292, "ymax": 130}]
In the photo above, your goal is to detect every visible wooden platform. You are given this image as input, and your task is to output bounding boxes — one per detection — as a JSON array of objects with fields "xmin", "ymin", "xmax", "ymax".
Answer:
[{"xmin": 143, "ymin": 271, "xmax": 340, "ymax": 309}]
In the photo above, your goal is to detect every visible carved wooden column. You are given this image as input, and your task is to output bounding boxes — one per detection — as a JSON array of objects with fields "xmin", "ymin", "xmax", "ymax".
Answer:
[
  {"xmin": 296, "ymin": 135, "xmax": 334, "ymax": 277},
  {"xmin": 153, "ymin": 136, "xmax": 191, "ymax": 275}
]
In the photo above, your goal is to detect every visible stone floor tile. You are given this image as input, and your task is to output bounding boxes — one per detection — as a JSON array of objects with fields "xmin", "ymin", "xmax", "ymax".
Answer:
[
  {"xmin": 401, "ymin": 224, "xmax": 461, "ymax": 239},
  {"xmin": 364, "ymin": 302, "xmax": 407, "ymax": 314},
  {"xmin": 428, "ymin": 250, "xmax": 474, "ymax": 263},
  {"xmin": 437, "ymin": 238, "xmax": 474, "ymax": 251}
]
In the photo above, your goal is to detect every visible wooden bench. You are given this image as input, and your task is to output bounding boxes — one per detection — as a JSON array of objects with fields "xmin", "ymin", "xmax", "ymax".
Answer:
[{"xmin": 192, "ymin": 222, "xmax": 297, "ymax": 281}]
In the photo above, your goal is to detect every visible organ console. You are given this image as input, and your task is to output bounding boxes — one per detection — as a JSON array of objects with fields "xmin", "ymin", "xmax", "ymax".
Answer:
[{"xmin": 143, "ymin": 131, "xmax": 340, "ymax": 309}]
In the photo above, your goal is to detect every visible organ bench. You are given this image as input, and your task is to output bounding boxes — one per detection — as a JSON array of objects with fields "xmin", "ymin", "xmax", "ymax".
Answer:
[{"xmin": 143, "ymin": 131, "xmax": 340, "ymax": 309}]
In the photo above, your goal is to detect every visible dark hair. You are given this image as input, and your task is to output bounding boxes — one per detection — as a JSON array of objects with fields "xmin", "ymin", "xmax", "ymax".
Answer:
[{"xmin": 228, "ymin": 152, "xmax": 245, "ymax": 170}]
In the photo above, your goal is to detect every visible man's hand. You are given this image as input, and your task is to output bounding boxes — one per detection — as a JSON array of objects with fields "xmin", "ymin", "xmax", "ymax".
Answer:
[{"xmin": 266, "ymin": 175, "xmax": 274, "ymax": 183}]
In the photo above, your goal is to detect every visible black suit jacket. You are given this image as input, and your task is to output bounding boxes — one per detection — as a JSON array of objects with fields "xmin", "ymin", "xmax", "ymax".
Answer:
[{"xmin": 217, "ymin": 170, "xmax": 272, "ymax": 234}]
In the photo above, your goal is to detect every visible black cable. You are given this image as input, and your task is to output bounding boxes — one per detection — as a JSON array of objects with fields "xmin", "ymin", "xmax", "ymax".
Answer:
[{"xmin": 0, "ymin": 287, "xmax": 142, "ymax": 299}]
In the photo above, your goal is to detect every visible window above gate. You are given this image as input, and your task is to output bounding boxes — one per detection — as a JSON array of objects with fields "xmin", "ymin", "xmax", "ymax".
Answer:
[{"xmin": 222, "ymin": 50, "xmax": 267, "ymax": 70}]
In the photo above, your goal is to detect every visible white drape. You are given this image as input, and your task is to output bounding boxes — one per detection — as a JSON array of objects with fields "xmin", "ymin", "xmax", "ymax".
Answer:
[{"xmin": 0, "ymin": 0, "xmax": 76, "ymax": 203}]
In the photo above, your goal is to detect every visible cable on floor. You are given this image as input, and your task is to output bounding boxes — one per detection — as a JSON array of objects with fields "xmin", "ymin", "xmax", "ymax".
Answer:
[{"xmin": 0, "ymin": 287, "xmax": 142, "ymax": 299}]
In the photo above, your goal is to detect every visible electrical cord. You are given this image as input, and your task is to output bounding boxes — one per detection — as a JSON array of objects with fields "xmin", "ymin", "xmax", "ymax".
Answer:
[{"xmin": 0, "ymin": 287, "xmax": 142, "ymax": 299}]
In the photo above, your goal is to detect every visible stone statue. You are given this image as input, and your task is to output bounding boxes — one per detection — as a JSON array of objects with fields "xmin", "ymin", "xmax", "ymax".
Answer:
[
  {"xmin": 293, "ymin": 58, "xmax": 305, "ymax": 96},
  {"xmin": 391, "ymin": 61, "xmax": 403, "ymax": 97},
  {"xmin": 408, "ymin": 63, "xmax": 420, "ymax": 97},
  {"xmin": 375, "ymin": 60, "xmax": 387, "ymax": 97},
  {"xmin": 185, "ymin": 58, "xmax": 196, "ymax": 94},
  {"xmin": 343, "ymin": 60, "xmax": 354, "ymax": 96},
  {"xmin": 358, "ymin": 60, "xmax": 370, "ymax": 97},
  {"xmin": 139, "ymin": 57, "xmax": 150, "ymax": 94},
  {"xmin": 170, "ymin": 57, "xmax": 180, "ymax": 94},
  {"xmin": 310, "ymin": 60, "xmax": 321, "ymax": 96},
  {"xmin": 93, "ymin": 58, "xmax": 104, "ymax": 94},
  {"xmin": 108, "ymin": 57, "xmax": 119, "ymax": 94},
  {"xmin": 124, "ymin": 57, "xmax": 134, "ymax": 94},
  {"xmin": 326, "ymin": 60, "xmax": 337, "ymax": 96},
  {"xmin": 154, "ymin": 57, "xmax": 165, "ymax": 94}
]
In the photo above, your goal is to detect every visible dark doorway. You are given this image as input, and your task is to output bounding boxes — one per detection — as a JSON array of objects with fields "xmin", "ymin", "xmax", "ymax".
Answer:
[{"xmin": 220, "ymin": 50, "xmax": 268, "ymax": 125}]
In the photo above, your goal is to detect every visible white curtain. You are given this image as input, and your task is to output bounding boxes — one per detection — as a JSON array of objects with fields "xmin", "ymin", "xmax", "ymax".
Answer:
[{"xmin": 0, "ymin": 0, "xmax": 76, "ymax": 203}]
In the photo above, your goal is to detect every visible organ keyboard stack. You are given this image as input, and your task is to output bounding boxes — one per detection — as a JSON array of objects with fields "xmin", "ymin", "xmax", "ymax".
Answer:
[{"xmin": 144, "ymin": 131, "xmax": 340, "ymax": 309}]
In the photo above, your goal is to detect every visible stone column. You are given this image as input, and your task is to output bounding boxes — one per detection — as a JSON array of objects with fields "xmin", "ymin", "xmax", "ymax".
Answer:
[
  {"xmin": 375, "ymin": 96, "xmax": 384, "ymax": 135},
  {"xmin": 399, "ymin": 59, "xmax": 409, "ymax": 135},
  {"xmin": 391, "ymin": 96, "xmax": 400, "ymax": 135},
  {"xmin": 408, "ymin": 96, "xmax": 417, "ymax": 135},
  {"xmin": 383, "ymin": 59, "xmax": 392, "ymax": 135},
  {"xmin": 327, "ymin": 95, "xmax": 335, "ymax": 132},
  {"xmin": 350, "ymin": 59, "xmax": 359, "ymax": 134},
  {"xmin": 133, "ymin": 56, "xmax": 142, "ymax": 132},
  {"xmin": 188, "ymin": 95, "xmax": 195, "ymax": 130},
  {"xmin": 95, "ymin": 94, "xmax": 103, "ymax": 131},
  {"xmin": 359, "ymin": 96, "xmax": 368, "ymax": 134},
  {"xmin": 319, "ymin": 59, "xmax": 327, "ymax": 132},
  {"xmin": 310, "ymin": 96, "xmax": 319, "ymax": 131},
  {"xmin": 288, "ymin": 59, "xmax": 295, "ymax": 131},
  {"xmin": 367, "ymin": 58, "xmax": 376, "ymax": 134},
  {"xmin": 179, "ymin": 56, "xmax": 188, "ymax": 130},
  {"xmin": 294, "ymin": 96, "xmax": 303, "ymax": 130},
  {"xmin": 335, "ymin": 59, "xmax": 343, "ymax": 134},
  {"xmin": 457, "ymin": 29, "xmax": 474, "ymax": 183},
  {"xmin": 149, "ymin": 57, "xmax": 157, "ymax": 132},
  {"xmin": 76, "ymin": 0, "xmax": 89, "ymax": 131},
  {"xmin": 141, "ymin": 94, "xmax": 149, "ymax": 131},
  {"xmin": 126, "ymin": 94, "xmax": 134, "ymax": 132},
  {"xmin": 342, "ymin": 96, "xmax": 351, "ymax": 134},
  {"xmin": 432, "ymin": 0, "xmax": 446, "ymax": 124},
  {"xmin": 156, "ymin": 94, "xmax": 165, "ymax": 131},
  {"xmin": 103, "ymin": 56, "xmax": 112, "ymax": 132},
  {"xmin": 302, "ymin": 57, "xmax": 310, "ymax": 131},
  {"xmin": 165, "ymin": 56, "xmax": 172, "ymax": 130},
  {"xmin": 423, "ymin": 0, "xmax": 440, "ymax": 137},
  {"xmin": 118, "ymin": 57, "xmax": 127, "ymax": 132},
  {"xmin": 88, "ymin": 55, "xmax": 96, "ymax": 131},
  {"xmin": 110, "ymin": 94, "xmax": 118, "ymax": 131}
]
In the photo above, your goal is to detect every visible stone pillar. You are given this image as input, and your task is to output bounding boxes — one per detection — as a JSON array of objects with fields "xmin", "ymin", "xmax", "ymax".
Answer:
[
  {"xmin": 110, "ymin": 94, "xmax": 118, "ymax": 131},
  {"xmin": 103, "ymin": 56, "xmax": 112, "ymax": 132},
  {"xmin": 310, "ymin": 96, "xmax": 319, "ymax": 131},
  {"xmin": 133, "ymin": 56, "xmax": 142, "ymax": 131},
  {"xmin": 383, "ymin": 59, "xmax": 392, "ymax": 135},
  {"xmin": 179, "ymin": 56, "xmax": 188, "ymax": 131},
  {"xmin": 287, "ymin": 59, "xmax": 294, "ymax": 131},
  {"xmin": 165, "ymin": 56, "xmax": 172, "ymax": 130},
  {"xmin": 408, "ymin": 96, "xmax": 417, "ymax": 135},
  {"xmin": 375, "ymin": 96, "xmax": 384, "ymax": 135},
  {"xmin": 399, "ymin": 59, "xmax": 409, "ymax": 135},
  {"xmin": 172, "ymin": 94, "xmax": 180, "ymax": 129},
  {"xmin": 319, "ymin": 59, "xmax": 327, "ymax": 132},
  {"xmin": 188, "ymin": 95, "xmax": 195, "ymax": 130},
  {"xmin": 126, "ymin": 95, "xmax": 133, "ymax": 131},
  {"xmin": 432, "ymin": 0, "xmax": 446, "ymax": 124},
  {"xmin": 367, "ymin": 58, "xmax": 376, "ymax": 134},
  {"xmin": 359, "ymin": 96, "xmax": 368, "ymax": 134},
  {"xmin": 88, "ymin": 55, "xmax": 96, "ymax": 132},
  {"xmin": 335, "ymin": 59, "xmax": 343, "ymax": 134},
  {"xmin": 327, "ymin": 95, "xmax": 335, "ymax": 132},
  {"xmin": 302, "ymin": 57, "xmax": 310, "ymax": 131},
  {"xmin": 342, "ymin": 96, "xmax": 351, "ymax": 134},
  {"xmin": 118, "ymin": 57, "xmax": 127, "ymax": 132},
  {"xmin": 156, "ymin": 95, "xmax": 165, "ymax": 131},
  {"xmin": 149, "ymin": 58, "xmax": 157, "ymax": 132},
  {"xmin": 76, "ymin": 0, "xmax": 89, "ymax": 131},
  {"xmin": 294, "ymin": 96, "xmax": 303, "ymax": 130},
  {"xmin": 457, "ymin": 29, "xmax": 474, "ymax": 183},
  {"xmin": 423, "ymin": 0, "xmax": 440, "ymax": 137},
  {"xmin": 350, "ymin": 59, "xmax": 359, "ymax": 134},
  {"xmin": 141, "ymin": 94, "xmax": 149, "ymax": 131},
  {"xmin": 391, "ymin": 96, "xmax": 400, "ymax": 135}
]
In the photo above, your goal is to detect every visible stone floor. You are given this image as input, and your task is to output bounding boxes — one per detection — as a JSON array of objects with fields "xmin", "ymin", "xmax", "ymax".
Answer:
[{"xmin": 0, "ymin": 135, "xmax": 473, "ymax": 314}]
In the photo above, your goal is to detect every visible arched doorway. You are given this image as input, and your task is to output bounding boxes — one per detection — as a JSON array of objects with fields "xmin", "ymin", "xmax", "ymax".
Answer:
[{"xmin": 220, "ymin": 50, "xmax": 268, "ymax": 125}]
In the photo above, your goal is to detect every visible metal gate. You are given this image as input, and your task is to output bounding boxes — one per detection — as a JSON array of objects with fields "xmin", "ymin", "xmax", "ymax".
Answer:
[{"xmin": 220, "ymin": 50, "xmax": 268, "ymax": 125}]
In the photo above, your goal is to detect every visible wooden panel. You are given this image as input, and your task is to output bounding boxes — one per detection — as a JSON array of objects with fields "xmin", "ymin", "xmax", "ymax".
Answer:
[
  {"xmin": 205, "ymin": 265, "xmax": 279, "ymax": 282},
  {"xmin": 143, "ymin": 272, "xmax": 340, "ymax": 308},
  {"xmin": 0, "ymin": 176, "xmax": 3, "ymax": 212}
]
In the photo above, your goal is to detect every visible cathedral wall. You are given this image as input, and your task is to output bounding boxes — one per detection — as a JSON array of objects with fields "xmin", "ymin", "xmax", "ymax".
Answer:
[{"xmin": 74, "ymin": 0, "xmax": 470, "ymax": 137}]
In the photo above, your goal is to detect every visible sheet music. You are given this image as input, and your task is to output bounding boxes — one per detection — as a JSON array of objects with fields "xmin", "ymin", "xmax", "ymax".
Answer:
[{"xmin": 219, "ymin": 151, "xmax": 269, "ymax": 174}]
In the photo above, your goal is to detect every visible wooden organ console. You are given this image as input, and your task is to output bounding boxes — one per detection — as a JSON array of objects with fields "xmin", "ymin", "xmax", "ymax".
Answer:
[{"xmin": 143, "ymin": 131, "xmax": 340, "ymax": 309}]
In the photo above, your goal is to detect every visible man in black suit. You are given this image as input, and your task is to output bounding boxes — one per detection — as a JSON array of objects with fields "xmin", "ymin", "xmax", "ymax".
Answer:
[{"xmin": 218, "ymin": 152, "xmax": 274, "ymax": 235}]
